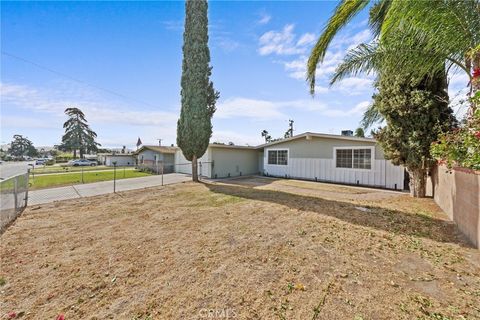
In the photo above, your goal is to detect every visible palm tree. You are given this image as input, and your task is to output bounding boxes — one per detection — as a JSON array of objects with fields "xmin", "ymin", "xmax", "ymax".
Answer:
[
  {"xmin": 261, "ymin": 130, "xmax": 272, "ymax": 143},
  {"xmin": 307, "ymin": 0, "xmax": 385, "ymax": 94},
  {"xmin": 307, "ymin": 0, "xmax": 479, "ymax": 100}
]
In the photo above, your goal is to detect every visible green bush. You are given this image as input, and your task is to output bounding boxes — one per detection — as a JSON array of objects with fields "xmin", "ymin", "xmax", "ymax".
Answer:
[{"xmin": 431, "ymin": 92, "xmax": 480, "ymax": 170}]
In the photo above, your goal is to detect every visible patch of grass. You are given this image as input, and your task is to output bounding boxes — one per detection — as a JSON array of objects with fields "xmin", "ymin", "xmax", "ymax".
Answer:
[
  {"xmin": 32, "ymin": 164, "xmax": 137, "ymax": 174},
  {"xmin": 29, "ymin": 170, "xmax": 152, "ymax": 190},
  {"xmin": 172, "ymin": 189, "xmax": 244, "ymax": 208},
  {"xmin": 0, "ymin": 277, "xmax": 6, "ymax": 286}
]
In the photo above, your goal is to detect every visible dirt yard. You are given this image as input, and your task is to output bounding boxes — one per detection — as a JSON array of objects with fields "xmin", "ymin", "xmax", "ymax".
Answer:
[{"xmin": 1, "ymin": 177, "xmax": 479, "ymax": 319}]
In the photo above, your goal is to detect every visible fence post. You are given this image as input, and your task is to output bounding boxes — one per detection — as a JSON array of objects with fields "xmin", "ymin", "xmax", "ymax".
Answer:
[
  {"xmin": 25, "ymin": 172, "xmax": 29, "ymax": 207},
  {"xmin": 81, "ymin": 166, "xmax": 84, "ymax": 184},
  {"xmin": 161, "ymin": 161, "xmax": 164, "ymax": 186},
  {"xmin": 113, "ymin": 161, "xmax": 117, "ymax": 193},
  {"xmin": 199, "ymin": 162, "xmax": 202, "ymax": 180},
  {"xmin": 13, "ymin": 176, "xmax": 18, "ymax": 212}
]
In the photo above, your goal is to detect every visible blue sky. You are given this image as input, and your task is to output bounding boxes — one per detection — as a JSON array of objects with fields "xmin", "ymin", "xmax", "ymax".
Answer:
[{"xmin": 1, "ymin": 1, "xmax": 468, "ymax": 149}]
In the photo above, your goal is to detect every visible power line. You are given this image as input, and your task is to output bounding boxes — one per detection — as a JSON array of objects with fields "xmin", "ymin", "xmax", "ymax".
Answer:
[{"xmin": 1, "ymin": 51, "xmax": 161, "ymax": 109}]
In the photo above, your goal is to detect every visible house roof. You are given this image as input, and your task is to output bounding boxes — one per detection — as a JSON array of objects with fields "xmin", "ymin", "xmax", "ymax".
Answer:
[
  {"xmin": 134, "ymin": 145, "xmax": 179, "ymax": 155},
  {"xmin": 256, "ymin": 132, "xmax": 376, "ymax": 148},
  {"xmin": 97, "ymin": 153, "xmax": 135, "ymax": 157},
  {"xmin": 133, "ymin": 132, "xmax": 374, "ymax": 155},
  {"xmin": 209, "ymin": 143, "xmax": 257, "ymax": 150}
]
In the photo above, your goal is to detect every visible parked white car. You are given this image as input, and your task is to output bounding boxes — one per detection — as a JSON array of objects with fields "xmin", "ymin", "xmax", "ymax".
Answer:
[
  {"xmin": 68, "ymin": 159, "xmax": 97, "ymax": 167},
  {"xmin": 35, "ymin": 159, "xmax": 47, "ymax": 165}
]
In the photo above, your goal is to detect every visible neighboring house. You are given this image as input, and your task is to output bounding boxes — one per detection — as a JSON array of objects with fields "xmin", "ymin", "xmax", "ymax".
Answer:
[
  {"xmin": 173, "ymin": 132, "xmax": 406, "ymax": 190},
  {"xmin": 97, "ymin": 153, "xmax": 135, "ymax": 166},
  {"xmin": 135, "ymin": 145, "xmax": 177, "ymax": 173}
]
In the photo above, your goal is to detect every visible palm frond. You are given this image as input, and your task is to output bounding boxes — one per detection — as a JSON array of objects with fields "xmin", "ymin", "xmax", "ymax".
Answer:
[
  {"xmin": 330, "ymin": 42, "xmax": 379, "ymax": 85},
  {"xmin": 307, "ymin": 0, "xmax": 370, "ymax": 94},
  {"xmin": 361, "ymin": 103, "xmax": 383, "ymax": 130},
  {"xmin": 381, "ymin": 0, "xmax": 479, "ymax": 79},
  {"xmin": 368, "ymin": 0, "xmax": 391, "ymax": 38}
]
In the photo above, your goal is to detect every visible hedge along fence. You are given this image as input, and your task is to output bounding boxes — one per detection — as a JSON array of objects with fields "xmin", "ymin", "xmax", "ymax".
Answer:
[{"xmin": 431, "ymin": 165, "xmax": 480, "ymax": 248}]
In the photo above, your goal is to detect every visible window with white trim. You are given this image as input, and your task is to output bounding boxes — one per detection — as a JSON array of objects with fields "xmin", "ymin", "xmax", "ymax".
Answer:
[
  {"xmin": 336, "ymin": 148, "xmax": 372, "ymax": 169},
  {"xmin": 268, "ymin": 150, "xmax": 288, "ymax": 165}
]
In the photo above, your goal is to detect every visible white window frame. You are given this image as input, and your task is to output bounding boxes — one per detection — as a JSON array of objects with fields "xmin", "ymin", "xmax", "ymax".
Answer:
[
  {"xmin": 266, "ymin": 148, "xmax": 289, "ymax": 166},
  {"xmin": 333, "ymin": 146, "xmax": 374, "ymax": 171}
]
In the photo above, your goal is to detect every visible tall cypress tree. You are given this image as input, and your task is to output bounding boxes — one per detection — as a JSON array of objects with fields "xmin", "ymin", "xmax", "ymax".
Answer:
[{"xmin": 177, "ymin": 0, "xmax": 219, "ymax": 182}]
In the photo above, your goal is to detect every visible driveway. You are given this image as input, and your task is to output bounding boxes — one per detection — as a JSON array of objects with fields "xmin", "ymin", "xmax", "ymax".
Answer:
[{"xmin": 28, "ymin": 173, "xmax": 192, "ymax": 205}]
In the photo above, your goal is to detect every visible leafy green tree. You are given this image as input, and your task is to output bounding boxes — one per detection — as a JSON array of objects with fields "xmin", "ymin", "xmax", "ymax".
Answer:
[
  {"xmin": 177, "ymin": 0, "xmax": 219, "ymax": 182},
  {"xmin": 8, "ymin": 135, "xmax": 37, "ymax": 159},
  {"xmin": 372, "ymin": 72, "xmax": 456, "ymax": 197},
  {"xmin": 354, "ymin": 127, "xmax": 365, "ymax": 137},
  {"xmin": 61, "ymin": 107, "xmax": 100, "ymax": 159}
]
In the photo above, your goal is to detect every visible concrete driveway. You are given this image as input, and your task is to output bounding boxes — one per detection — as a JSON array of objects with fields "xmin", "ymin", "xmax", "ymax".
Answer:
[{"xmin": 28, "ymin": 173, "xmax": 192, "ymax": 205}]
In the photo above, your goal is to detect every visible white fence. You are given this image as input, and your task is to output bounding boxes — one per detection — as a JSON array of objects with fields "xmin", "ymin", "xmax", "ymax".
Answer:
[
  {"xmin": 174, "ymin": 150, "xmax": 212, "ymax": 178},
  {"xmin": 264, "ymin": 158, "xmax": 405, "ymax": 190}
]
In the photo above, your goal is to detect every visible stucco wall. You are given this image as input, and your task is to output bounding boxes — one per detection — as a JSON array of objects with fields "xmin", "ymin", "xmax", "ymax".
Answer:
[
  {"xmin": 432, "ymin": 165, "xmax": 480, "ymax": 248},
  {"xmin": 211, "ymin": 147, "xmax": 260, "ymax": 178}
]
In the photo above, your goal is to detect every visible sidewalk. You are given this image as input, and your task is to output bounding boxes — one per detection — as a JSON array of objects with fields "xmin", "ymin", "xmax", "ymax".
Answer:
[{"xmin": 28, "ymin": 173, "xmax": 192, "ymax": 205}]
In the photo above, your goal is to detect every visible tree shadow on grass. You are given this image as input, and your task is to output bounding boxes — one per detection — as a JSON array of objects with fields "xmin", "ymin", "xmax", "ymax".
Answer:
[{"xmin": 204, "ymin": 181, "xmax": 472, "ymax": 248}]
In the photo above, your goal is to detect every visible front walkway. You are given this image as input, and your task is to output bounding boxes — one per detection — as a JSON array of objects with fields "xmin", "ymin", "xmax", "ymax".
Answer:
[{"xmin": 28, "ymin": 173, "xmax": 192, "ymax": 205}]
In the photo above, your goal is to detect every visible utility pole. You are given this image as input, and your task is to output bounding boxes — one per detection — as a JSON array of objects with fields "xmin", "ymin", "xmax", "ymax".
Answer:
[{"xmin": 157, "ymin": 139, "xmax": 162, "ymax": 146}]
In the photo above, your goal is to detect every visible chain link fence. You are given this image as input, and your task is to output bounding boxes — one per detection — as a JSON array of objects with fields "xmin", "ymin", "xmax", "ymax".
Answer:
[{"xmin": 1, "ymin": 172, "xmax": 29, "ymax": 233}]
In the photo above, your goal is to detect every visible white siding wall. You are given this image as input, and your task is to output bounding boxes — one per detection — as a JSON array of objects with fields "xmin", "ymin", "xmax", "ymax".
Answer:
[
  {"xmin": 264, "ymin": 156, "xmax": 404, "ymax": 190},
  {"xmin": 105, "ymin": 155, "xmax": 135, "ymax": 166},
  {"xmin": 175, "ymin": 149, "xmax": 211, "ymax": 177}
]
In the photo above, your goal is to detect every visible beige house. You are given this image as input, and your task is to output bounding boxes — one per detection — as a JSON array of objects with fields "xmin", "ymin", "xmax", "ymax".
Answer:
[
  {"xmin": 135, "ymin": 132, "xmax": 405, "ymax": 190},
  {"xmin": 173, "ymin": 132, "xmax": 406, "ymax": 190},
  {"xmin": 259, "ymin": 132, "xmax": 405, "ymax": 190}
]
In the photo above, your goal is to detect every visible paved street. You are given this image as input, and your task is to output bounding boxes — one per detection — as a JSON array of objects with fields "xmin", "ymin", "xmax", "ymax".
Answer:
[
  {"xmin": 0, "ymin": 162, "xmax": 32, "ymax": 180},
  {"xmin": 28, "ymin": 173, "xmax": 192, "ymax": 205}
]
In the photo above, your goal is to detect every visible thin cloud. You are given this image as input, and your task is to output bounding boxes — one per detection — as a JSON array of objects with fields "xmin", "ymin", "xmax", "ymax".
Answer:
[
  {"xmin": 296, "ymin": 33, "xmax": 316, "ymax": 47},
  {"xmin": 257, "ymin": 12, "xmax": 271, "ymax": 25},
  {"xmin": 258, "ymin": 24, "xmax": 315, "ymax": 56},
  {"xmin": 216, "ymin": 97, "xmax": 287, "ymax": 120},
  {"xmin": 0, "ymin": 82, "xmax": 178, "ymax": 127}
]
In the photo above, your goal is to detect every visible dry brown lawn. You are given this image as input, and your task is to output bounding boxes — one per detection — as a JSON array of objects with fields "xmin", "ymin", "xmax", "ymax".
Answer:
[{"xmin": 1, "ymin": 177, "xmax": 479, "ymax": 320}]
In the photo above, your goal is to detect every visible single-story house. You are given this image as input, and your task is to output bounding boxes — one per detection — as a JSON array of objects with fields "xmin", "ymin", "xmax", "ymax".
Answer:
[
  {"xmin": 97, "ymin": 153, "xmax": 135, "ymax": 166},
  {"xmin": 259, "ymin": 132, "xmax": 405, "ymax": 190},
  {"xmin": 173, "ymin": 132, "xmax": 406, "ymax": 190},
  {"xmin": 135, "ymin": 145, "xmax": 177, "ymax": 173}
]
